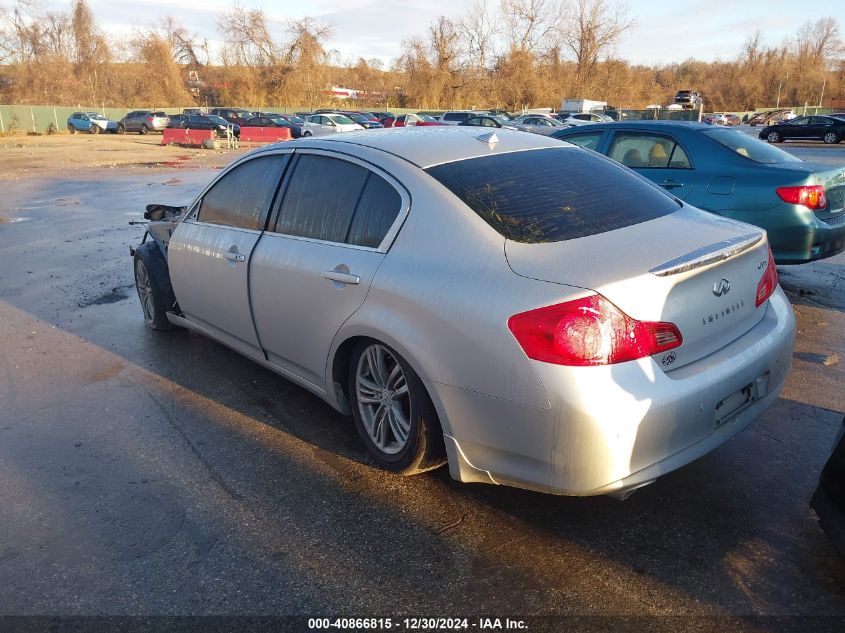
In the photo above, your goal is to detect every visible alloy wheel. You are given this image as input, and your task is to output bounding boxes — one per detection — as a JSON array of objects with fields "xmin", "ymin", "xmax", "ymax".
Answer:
[
  {"xmin": 134, "ymin": 259, "xmax": 155, "ymax": 325},
  {"xmin": 355, "ymin": 344, "xmax": 411, "ymax": 455}
]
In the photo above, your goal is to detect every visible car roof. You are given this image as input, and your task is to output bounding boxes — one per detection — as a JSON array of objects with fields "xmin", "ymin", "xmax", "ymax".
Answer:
[
  {"xmin": 556, "ymin": 120, "xmax": 713, "ymax": 132},
  {"xmin": 256, "ymin": 126, "xmax": 572, "ymax": 168}
]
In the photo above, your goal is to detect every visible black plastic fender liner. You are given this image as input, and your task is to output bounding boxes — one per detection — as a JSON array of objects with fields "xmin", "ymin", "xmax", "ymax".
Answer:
[{"xmin": 134, "ymin": 241, "xmax": 179, "ymax": 315}]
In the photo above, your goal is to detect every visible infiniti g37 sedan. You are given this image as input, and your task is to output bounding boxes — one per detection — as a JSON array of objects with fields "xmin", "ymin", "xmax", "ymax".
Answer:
[{"xmin": 132, "ymin": 127, "xmax": 796, "ymax": 497}]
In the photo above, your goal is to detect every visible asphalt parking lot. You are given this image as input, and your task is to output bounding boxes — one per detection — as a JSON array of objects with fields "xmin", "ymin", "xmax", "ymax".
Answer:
[{"xmin": 0, "ymin": 132, "xmax": 844, "ymax": 630}]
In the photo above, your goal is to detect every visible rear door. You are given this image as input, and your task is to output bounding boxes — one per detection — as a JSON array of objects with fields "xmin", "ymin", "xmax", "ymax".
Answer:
[
  {"xmin": 169, "ymin": 153, "xmax": 290, "ymax": 356},
  {"xmin": 249, "ymin": 151, "xmax": 408, "ymax": 387},
  {"xmin": 606, "ymin": 130, "xmax": 696, "ymax": 199}
]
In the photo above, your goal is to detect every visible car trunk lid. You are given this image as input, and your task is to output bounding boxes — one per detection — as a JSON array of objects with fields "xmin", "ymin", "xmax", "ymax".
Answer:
[{"xmin": 505, "ymin": 207, "xmax": 772, "ymax": 370}]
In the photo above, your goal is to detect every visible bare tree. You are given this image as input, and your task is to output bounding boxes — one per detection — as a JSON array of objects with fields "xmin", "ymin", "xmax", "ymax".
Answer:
[
  {"xmin": 561, "ymin": 0, "xmax": 633, "ymax": 79},
  {"xmin": 499, "ymin": 0, "xmax": 563, "ymax": 54},
  {"xmin": 459, "ymin": 0, "xmax": 497, "ymax": 70},
  {"xmin": 795, "ymin": 17, "xmax": 842, "ymax": 66},
  {"xmin": 217, "ymin": 3, "xmax": 278, "ymax": 67}
]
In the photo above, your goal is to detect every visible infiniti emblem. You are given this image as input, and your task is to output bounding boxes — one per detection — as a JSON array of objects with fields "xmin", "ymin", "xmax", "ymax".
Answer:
[{"xmin": 712, "ymin": 279, "xmax": 731, "ymax": 297}]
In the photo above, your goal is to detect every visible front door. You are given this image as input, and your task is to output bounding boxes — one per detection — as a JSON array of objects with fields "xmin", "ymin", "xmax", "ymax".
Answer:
[{"xmin": 168, "ymin": 153, "xmax": 290, "ymax": 356}]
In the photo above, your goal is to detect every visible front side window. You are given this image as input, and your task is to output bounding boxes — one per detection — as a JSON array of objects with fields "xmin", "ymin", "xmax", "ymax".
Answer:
[
  {"xmin": 425, "ymin": 147, "xmax": 679, "ymax": 244},
  {"xmin": 608, "ymin": 133, "xmax": 691, "ymax": 169},
  {"xmin": 197, "ymin": 155, "xmax": 288, "ymax": 230}
]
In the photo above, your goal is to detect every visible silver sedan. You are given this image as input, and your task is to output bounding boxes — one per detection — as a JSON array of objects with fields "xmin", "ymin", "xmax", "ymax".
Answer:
[
  {"xmin": 513, "ymin": 114, "xmax": 568, "ymax": 135},
  {"xmin": 132, "ymin": 127, "xmax": 796, "ymax": 497}
]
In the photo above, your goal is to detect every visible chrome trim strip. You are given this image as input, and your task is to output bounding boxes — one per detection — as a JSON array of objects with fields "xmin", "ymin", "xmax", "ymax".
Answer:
[{"xmin": 649, "ymin": 232, "xmax": 764, "ymax": 276}]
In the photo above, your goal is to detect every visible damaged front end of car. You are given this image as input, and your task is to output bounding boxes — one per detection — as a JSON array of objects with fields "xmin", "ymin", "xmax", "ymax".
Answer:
[{"xmin": 129, "ymin": 203, "xmax": 185, "ymax": 330}]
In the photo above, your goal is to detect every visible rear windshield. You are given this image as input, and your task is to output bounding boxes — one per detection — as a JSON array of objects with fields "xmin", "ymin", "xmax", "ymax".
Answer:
[
  {"xmin": 702, "ymin": 128, "xmax": 800, "ymax": 164},
  {"xmin": 151, "ymin": 111, "xmax": 167, "ymax": 117},
  {"xmin": 425, "ymin": 147, "xmax": 680, "ymax": 244}
]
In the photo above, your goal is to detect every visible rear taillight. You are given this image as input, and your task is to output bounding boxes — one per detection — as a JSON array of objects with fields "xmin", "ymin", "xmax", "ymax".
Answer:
[
  {"xmin": 776, "ymin": 185, "xmax": 827, "ymax": 210},
  {"xmin": 507, "ymin": 294, "xmax": 682, "ymax": 366},
  {"xmin": 146, "ymin": 116, "xmax": 154, "ymax": 123},
  {"xmin": 755, "ymin": 246, "xmax": 778, "ymax": 307}
]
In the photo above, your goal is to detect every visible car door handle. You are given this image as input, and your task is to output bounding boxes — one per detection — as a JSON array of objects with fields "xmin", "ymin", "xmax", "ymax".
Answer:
[
  {"xmin": 222, "ymin": 251, "xmax": 245, "ymax": 262},
  {"xmin": 323, "ymin": 271, "xmax": 360, "ymax": 285},
  {"xmin": 660, "ymin": 180, "xmax": 684, "ymax": 189}
]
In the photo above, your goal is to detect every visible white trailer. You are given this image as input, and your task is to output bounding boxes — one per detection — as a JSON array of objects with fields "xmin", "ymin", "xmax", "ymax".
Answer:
[{"xmin": 560, "ymin": 99, "xmax": 607, "ymax": 113}]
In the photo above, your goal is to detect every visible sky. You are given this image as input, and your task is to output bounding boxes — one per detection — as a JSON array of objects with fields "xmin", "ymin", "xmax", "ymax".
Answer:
[{"xmin": 43, "ymin": 0, "xmax": 840, "ymax": 67}]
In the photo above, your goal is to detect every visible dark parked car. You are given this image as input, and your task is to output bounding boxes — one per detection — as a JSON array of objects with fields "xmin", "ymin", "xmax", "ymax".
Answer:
[
  {"xmin": 457, "ymin": 114, "xmax": 517, "ymax": 130},
  {"xmin": 370, "ymin": 111, "xmax": 395, "ymax": 122},
  {"xmin": 117, "ymin": 110, "xmax": 169, "ymax": 135},
  {"xmin": 552, "ymin": 121, "xmax": 845, "ymax": 264},
  {"xmin": 208, "ymin": 108, "xmax": 255, "ymax": 126},
  {"xmin": 673, "ymin": 90, "xmax": 702, "ymax": 109},
  {"xmin": 811, "ymin": 416, "xmax": 845, "ymax": 557},
  {"xmin": 748, "ymin": 109, "xmax": 796, "ymax": 127},
  {"xmin": 242, "ymin": 116, "xmax": 302, "ymax": 138},
  {"xmin": 168, "ymin": 114, "xmax": 239, "ymax": 138},
  {"xmin": 760, "ymin": 115, "xmax": 845, "ymax": 145},
  {"xmin": 342, "ymin": 112, "xmax": 383, "ymax": 129}
]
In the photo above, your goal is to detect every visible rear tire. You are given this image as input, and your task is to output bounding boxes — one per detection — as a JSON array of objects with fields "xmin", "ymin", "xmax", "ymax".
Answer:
[
  {"xmin": 766, "ymin": 131, "xmax": 782, "ymax": 143},
  {"xmin": 348, "ymin": 340, "xmax": 445, "ymax": 475},
  {"xmin": 140, "ymin": 124, "xmax": 149, "ymax": 135},
  {"xmin": 133, "ymin": 243, "xmax": 176, "ymax": 331},
  {"xmin": 302, "ymin": 131, "xmax": 312, "ymax": 137},
  {"xmin": 67, "ymin": 125, "xmax": 76, "ymax": 134},
  {"xmin": 823, "ymin": 131, "xmax": 840, "ymax": 144},
  {"xmin": 117, "ymin": 124, "xmax": 126, "ymax": 135}
]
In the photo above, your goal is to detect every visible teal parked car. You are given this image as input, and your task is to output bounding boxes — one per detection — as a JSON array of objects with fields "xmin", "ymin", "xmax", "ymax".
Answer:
[{"xmin": 552, "ymin": 121, "xmax": 845, "ymax": 264}]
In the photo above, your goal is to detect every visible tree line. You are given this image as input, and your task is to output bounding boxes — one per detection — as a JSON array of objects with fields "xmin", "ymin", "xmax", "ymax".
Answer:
[{"xmin": 0, "ymin": 0, "xmax": 842, "ymax": 112}]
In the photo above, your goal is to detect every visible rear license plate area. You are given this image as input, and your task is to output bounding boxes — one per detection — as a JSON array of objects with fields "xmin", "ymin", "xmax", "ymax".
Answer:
[{"xmin": 714, "ymin": 372, "xmax": 770, "ymax": 429}]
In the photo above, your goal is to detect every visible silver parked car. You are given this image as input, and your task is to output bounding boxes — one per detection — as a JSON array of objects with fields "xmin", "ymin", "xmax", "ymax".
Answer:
[
  {"xmin": 117, "ymin": 110, "xmax": 170, "ymax": 135},
  {"xmin": 132, "ymin": 127, "xmax": 795, "ymax": 497},
  {"xmin": 513, "ymin": 114, "xmax": 568, "ymax": 135},
  {"xmin": 302, "ymin": 113, "xmax": 364, "ymax": 136}
]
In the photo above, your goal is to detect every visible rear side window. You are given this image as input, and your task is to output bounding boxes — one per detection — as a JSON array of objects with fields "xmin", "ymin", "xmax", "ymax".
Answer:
[
  {"xmin": 198, "ymin": 155, "xmax": 288, "ymax": 230},
  {"xmin": 558, "ymin": 130, "xmax": 603, "ymax": 150},
  {"xmin": 274, "ymin": 155, "xmax": 369, "ymax": 242},
  {"xmin": 347, "ymin": 174, "xmax": 402, "ymax": 247},
  {"xmin": 425, "ymin": 148, "xmax": 679, "ymax": 244},
  {"xmin": 444, "ymin": 113, "xmax": 468, "ymax": 122},
  {"xmin": 702, "ymin": 128, "xmax": 800, "ymax": 164}
]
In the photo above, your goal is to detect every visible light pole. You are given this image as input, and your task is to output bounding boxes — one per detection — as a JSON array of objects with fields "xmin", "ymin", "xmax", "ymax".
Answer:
[{"xmin": 776, "ymin": 72, "xmax": 789, "ymax": 108}]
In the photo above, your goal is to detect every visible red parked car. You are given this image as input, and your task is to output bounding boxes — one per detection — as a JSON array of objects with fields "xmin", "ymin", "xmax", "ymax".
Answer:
[{"xmin": 382, "ymin": 113, "xmax": 443, "ymax": 128}]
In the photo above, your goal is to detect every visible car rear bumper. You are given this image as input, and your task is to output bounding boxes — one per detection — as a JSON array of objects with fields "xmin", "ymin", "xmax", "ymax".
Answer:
[
  {"xmin": 719, "ymin": 207, "xmax": 845, "ymax": 264},
  {"xmin": 434, "ymin": 288, "xmax": 795, "ymax": 496}
]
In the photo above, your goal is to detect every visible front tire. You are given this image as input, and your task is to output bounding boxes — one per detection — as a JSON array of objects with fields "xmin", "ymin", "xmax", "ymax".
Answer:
[
  {"xmin": 302, "ymin": 131, "xmax": 312, "ymax": 137},
  {"xmin": 348, "ymin": 340, "xmax": 445, "ymax": 475},
  {"xmin": 117, "ymin": 124, "xmax": 126, "ymax": 135},
  {"xmin": 766, "ymin": 131, "xmax": 782, "ymax": 143},
  {"xmin": 67, "ymin": 125, "xmax": 76, "ymax": 134},
  {"xmin": 140, "ymin": 124, "xmax": 149, "ymax": 135},
  {"xmin": 823, "ymin": 131, "xmax": 840, "ymax": 144},
  {"xmin": 133, "ymin": 243, "xmax": 175, "ymax": 331},
  {"xmin": 89, "ymin": 124, "xmax": 100, "ymax": 135}
]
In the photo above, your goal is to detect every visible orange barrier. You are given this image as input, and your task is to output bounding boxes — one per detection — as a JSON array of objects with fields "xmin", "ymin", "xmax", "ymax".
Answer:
[
  {"xmin": 160, "ymin": 128, "xmax": 215, "ymax": 146},
  {"xmin": 238, "ymin": 127, "xmax": 292, "ymax": 143}
]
